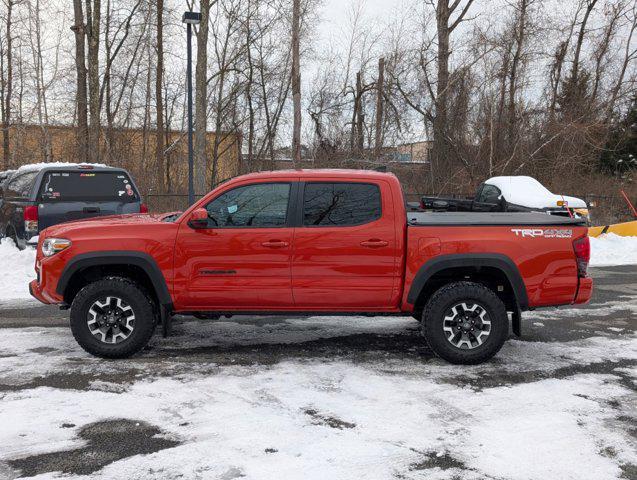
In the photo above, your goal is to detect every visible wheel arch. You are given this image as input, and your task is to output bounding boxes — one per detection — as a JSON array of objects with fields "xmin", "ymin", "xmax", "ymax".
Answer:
[
  {"xmin": 57, "ymin": 251, "xmax": 172, "ymax": 309},
  {"xmin": 407, "ymin": 253, "xmax": 528, "ymax": 316}
]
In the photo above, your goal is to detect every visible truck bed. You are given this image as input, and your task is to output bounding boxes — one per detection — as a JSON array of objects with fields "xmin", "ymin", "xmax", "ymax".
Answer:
[{"xmin": 407, "ymin": 212, "xmax": 587, "ymax": 226}]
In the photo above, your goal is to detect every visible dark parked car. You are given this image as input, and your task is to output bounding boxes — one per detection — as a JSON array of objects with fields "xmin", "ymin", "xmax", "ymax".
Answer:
[
  {"xmin": 421, "ymin": 176, "xmax": 590, "ymax": 222},
  {"xmin": 0, "ymin": 164, "xmax": 146, "ymax": 248}
]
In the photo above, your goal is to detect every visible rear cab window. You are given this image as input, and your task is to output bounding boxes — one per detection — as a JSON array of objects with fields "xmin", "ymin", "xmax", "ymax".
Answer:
[
  {"xmin": 37, "ymin": 171, "xmax": 139, "ymax": 202},
  {"xmin": 5, "ymin": 171, "xmax": 39, "ymax": 198},
  {"xmin": 302, "ymin": 182, "xmax": 382, "ymax": 226}
]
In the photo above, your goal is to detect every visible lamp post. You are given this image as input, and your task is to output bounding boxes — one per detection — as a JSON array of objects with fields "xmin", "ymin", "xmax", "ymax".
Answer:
[{"xmin": 182, "ymin": 11, "xmax": 201, "ymax": 206}]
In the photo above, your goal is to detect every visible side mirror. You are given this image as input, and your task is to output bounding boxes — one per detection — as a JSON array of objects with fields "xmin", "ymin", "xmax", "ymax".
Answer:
[{"xmin": 187, "ymin": 207, "xmax": 209, "ymax": 229}]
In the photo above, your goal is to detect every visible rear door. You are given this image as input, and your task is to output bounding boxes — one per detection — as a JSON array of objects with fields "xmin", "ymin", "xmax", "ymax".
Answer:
[
  {"xmin": 291, "ymin": 180, "xmax": 399, "ymax": 309},
  {"xmin": 1, "ymin": 170, "xmax": 39, "ymax": 241},
  {"xmin": 37, "ymin": 170, "xmax": 141, "ymax": 230}
]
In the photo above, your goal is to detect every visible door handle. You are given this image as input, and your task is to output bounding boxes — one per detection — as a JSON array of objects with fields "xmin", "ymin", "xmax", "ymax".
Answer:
[
  {"xmin": 261, "ymin": 240, "xmax": 289, "ymax": 248},
  {"xmin": 360, "ymin": 239, "xmax": 389, "ymax": 248}
]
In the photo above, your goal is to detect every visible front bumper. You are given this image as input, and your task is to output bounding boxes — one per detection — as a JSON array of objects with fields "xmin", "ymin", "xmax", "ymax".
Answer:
[
  {"xmin": 29, "ymin": 279, "xmax": 50, "ymax": 304},
  {"xmin": 29, "ymin": 254, "xmax": 66, "ymax": 305}
]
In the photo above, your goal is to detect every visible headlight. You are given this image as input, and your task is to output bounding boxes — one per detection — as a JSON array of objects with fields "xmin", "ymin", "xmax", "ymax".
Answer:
[{"xmin": 42, "ymin": 238, "xmax": 72, "ymax": 257}]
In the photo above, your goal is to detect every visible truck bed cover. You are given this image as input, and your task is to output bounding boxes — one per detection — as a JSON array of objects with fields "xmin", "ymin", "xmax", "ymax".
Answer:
[{"xmin": 408, "ymin": 211, "xmax": 587, "ymax": 226}]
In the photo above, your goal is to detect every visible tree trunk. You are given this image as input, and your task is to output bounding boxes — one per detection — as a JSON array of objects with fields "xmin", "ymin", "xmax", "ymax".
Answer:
[
  {"xmin": 507, "ymin": 0, "xmax": 528, "ymax": 147},
  {"xmin": 72, "ymin": 0, "xmax": 88, "ymax": 161},
  {"xmin": 374, "ymin": 57, "xmax": 384, "ymax": 159},
  {"xmin": 432, "ymin": 0, "xmax": 474, "ymax": 180},
  {"xmin": 86, "ymin": 0, "xmax": 101, "ymax": 163},
  {"xmin": 245, "ymin": 0, "xmax": 255, "ymax": 166},
  {"xmin": 356, "ymin": 72, "xmax": 364, "ymax": 153},
  {"xmin": 2, "ymin": 0, "xmax": 12, "ymax": 169},
  {"xmin": 571, "ymin": 0, "xmax": 598, "ymax": 83},
  {"xmin": 433, "ymin": 1, "xmax": 451, "ymax": 173},
  {"xmin": 155, "ymin": 0, "xmax": 165, "ymax": 192},
  {"xmin": 291, "ymin": 0, "xmax": 301, "ymax": 165},
  {"xmin": 194, "ymin": 0, "xmax": 210, "ymax": 195},
  {"xmin": 31, "ymin": 0, "xmax": 52, "ymax": 161}
]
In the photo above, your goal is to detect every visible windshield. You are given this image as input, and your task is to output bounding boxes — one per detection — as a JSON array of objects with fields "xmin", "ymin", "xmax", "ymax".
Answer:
[{"xmin": 38, "ymin": 171, "xmax": 139, "ymax": 202}]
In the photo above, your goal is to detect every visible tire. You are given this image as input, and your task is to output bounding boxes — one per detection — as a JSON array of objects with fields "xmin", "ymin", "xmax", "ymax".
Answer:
[
  {"xmin": 6, "ymin": 226, "xmax": 23, "ymax": 250},
  {"xmin": 70, "ymin": 276, "xmax": 158, "ymax": 358},
  {"xmin": 421, "ymin": 281, "xmax": 508, "ymax": 365}
]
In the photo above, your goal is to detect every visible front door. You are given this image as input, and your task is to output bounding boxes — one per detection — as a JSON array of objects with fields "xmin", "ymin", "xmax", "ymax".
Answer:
[
  {"xmin": 174, "ymin": 182, "xmax": 295, "ymax": 310},
  {"xmin": 291, "ymin": 180, "xmax": 399, "ymax": 310}
]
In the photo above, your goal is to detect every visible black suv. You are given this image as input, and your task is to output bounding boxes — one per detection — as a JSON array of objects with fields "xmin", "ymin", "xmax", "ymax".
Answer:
[{"xmin": 0, "ymin": 164, "xmax": 145, "ymax": 248}]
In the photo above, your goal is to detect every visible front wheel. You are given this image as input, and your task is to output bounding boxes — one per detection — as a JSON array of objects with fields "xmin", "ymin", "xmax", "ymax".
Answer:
[
  {"xmin": 70, "ymin": 277, "xmax": 157, "ymax": 358},
  {"xmin": 421, "ymin": 281, "xmax": 509, "ymax": 364}
]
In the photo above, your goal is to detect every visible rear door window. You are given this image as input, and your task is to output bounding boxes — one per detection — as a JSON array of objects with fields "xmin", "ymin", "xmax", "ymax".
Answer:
[
  {"xmin": 302, "ymin": 182, "xmax": 381, "ymax": 226},
  {"xmin": 5, "ymin": 171, "xmax": 38, "ymax": 198},
  {"xmin": 38, "ymin": 171, "xmax": 139, "ymax": 202}
]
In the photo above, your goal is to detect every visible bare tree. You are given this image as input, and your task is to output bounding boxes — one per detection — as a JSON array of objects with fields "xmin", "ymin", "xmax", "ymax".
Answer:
[
  {"xmin": 72, "ymin": 0, "xmax": 88, "ymax": 161},
  {"xmin": 291, "ymin": 0, "xmax": 301, "ymax": 165},
  {"xmin": 155, "ymin": 0, "xmax": 165, "ymax": 190},
  {"xmin": 28, "ymin": 0, "xmax": 53, "ymax": 161},
  {"xmin": 1, "ymin": 0, "xmax": 13, "ymax": 168},
  {"xmin": 194, "ymin": 0, "xmax": 211, "ymax": 194},
  {"xmin": 374, "ymin": 56, "xmax": 384, "ymax": 158},
  {"xmin": 432, "ymin": 0, "xmax": 476, "ymax": 170},
  {"xmin": 85, "ymin": 0, "xmax": 101, "ymax": 162}
]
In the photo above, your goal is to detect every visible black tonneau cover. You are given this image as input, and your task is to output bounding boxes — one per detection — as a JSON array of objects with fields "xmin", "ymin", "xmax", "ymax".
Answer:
[{"xmin": 408, "ymin": 212, "xmax": 586, "ymax": 226}]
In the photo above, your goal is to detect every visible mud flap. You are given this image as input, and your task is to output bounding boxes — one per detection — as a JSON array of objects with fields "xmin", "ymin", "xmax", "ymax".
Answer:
[
  {"xmin": 160, "ymin": 305, "xmax": 172, "ymax": 338},
  {"xmin": 511, "ymin": 307, "xmax": 522, "ymax": 337}
]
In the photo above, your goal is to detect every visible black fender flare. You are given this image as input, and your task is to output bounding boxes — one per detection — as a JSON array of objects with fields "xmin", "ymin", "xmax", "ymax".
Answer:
[
  {"xmin": 56, "ymin": 251, "xmax": 173, "ymax": 308},
  {"xmin": 406, "ymin": 253, "xmax": 529, "ymax": 311}
]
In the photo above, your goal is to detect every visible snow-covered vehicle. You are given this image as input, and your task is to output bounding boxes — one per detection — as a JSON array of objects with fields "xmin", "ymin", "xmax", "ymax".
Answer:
[{"xmin": 421, "ymin": 176, "xmax": 590, "ymax": 222}]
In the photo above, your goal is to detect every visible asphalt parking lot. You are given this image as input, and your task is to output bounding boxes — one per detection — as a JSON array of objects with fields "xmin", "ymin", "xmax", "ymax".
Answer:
[{"xmin": 0, "ymin": 265, "xmax": 635, "ymax": 480}]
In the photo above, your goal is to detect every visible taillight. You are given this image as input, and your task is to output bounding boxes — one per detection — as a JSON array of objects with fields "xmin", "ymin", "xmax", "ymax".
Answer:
[
  {"xmin": 573, "ymin": 236, "xmax": 590, "ymax": 277},
  {"xmin": 24, "ymin": 205, "xmax": 38, "ymax": 232},
  {"xmin": 140, "ymin": 203, "xmax": 149, "ymax": 214}
]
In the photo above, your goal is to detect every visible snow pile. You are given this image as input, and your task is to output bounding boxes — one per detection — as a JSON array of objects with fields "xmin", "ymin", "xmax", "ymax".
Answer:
[
  {"xmin": 589, "ymin": 233, "xmax": 637, "ymax": 267},
  {"xmin": 14, "ymin": 162, "xmax": 108, "ymax": 173},
  {"xmin": 0, "ymin": 239, "xmax": 36, "ymax": 302}
]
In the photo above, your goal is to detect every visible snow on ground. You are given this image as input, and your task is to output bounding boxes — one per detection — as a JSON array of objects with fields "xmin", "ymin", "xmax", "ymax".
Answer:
[
  {"xmin": 589, "ymin": 233, "xmax": 637, "ymax": 267},
  {"xmin": 0, "ymin": 239, "xmax": 36, "ymax": 303},
  {"xmin": 0, "ymin": 316, "xmax": 635, "ymax": 480}
]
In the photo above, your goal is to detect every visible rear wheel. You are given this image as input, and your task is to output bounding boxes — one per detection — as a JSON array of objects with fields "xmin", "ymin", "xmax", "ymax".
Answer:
[
  {"xmin": 5, "ymin": 225, "xmax": 24, "ymax": 250},
  {"xmin": 421, "ymin": 281, "xmax": 508, "ymax": 364},
  {"xmin": 70, "ymin": 277, "xmax": 157, "ymax": 358}
]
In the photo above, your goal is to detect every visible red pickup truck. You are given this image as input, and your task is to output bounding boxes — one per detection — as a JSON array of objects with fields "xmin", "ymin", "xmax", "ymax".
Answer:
[{"xmin": 30, "ymin": 169, "xmax": 593, "ymax": 364}]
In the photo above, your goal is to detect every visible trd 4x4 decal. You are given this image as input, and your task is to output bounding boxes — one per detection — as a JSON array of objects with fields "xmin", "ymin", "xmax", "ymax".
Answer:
[{"xmin": 511, "ymin": 228, "xmax": 573, "ymax": 238}]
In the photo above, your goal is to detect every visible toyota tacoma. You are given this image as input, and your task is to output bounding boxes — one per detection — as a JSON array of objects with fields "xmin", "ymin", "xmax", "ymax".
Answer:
[{"xmin": 30, "ymin": 169, "xmax": 593, "ymax": 364}]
